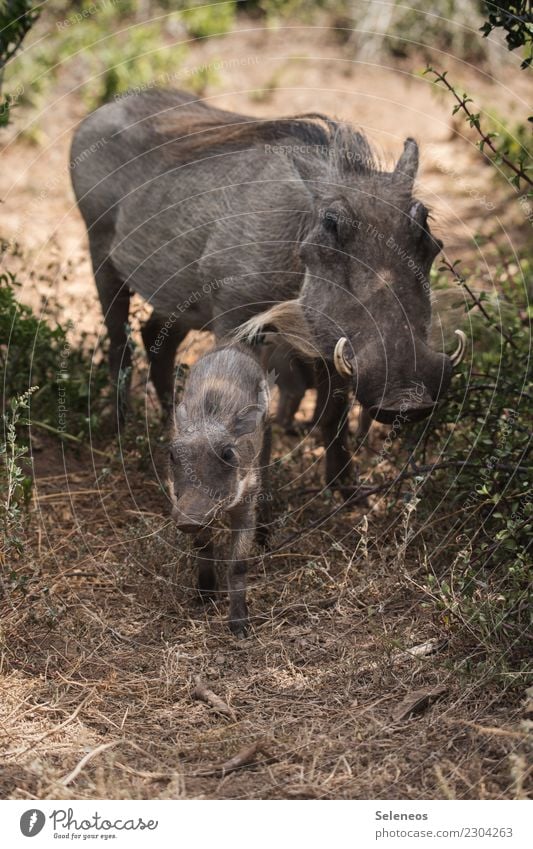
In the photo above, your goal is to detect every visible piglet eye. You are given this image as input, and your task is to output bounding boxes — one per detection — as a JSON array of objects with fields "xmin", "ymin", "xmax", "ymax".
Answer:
[
  {"xmin": 220, "ymin": 446, "xmax": 236, "ymax": 465},
  {"xmin": 169, "ymin": 447, "xmax": 178, "ymax": 464}
]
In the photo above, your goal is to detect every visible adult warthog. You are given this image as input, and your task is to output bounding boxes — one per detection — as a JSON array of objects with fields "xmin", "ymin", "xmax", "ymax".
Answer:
[{"xmin": 71, "ymin": 89, "xmax": 465, "ymax": 488}]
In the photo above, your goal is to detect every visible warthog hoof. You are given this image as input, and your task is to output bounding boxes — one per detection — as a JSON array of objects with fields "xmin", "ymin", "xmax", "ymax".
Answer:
[
  {"xmin": 255, "ymin": 523, "xmax": 270, "ymax": 550},
  {"xmin": 332, "ymin": 483, "xmax": 371, "ymax": 505},
  {"xmin": 228, "ymin": 610, "xmax": 249, "ymax": 639}
]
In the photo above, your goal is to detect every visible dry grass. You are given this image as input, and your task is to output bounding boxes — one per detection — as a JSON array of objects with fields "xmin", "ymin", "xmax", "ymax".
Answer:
[{"xmin": 1, "ymin": 419, "xmax": 531, "ymax": 801}]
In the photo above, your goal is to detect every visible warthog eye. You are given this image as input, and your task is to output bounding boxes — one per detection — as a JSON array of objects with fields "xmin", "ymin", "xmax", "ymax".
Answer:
[
  {"xmin": 324, "ymin": 209, "xmax": 339, "ymax": 233},
  {"xmin": 169, "ymin": 447, "xmax": 178, "ymax": 465},
  {"xmin": 220, "ymin": 446, "xmax": 237, "ymax": 466},
  {"xmin": 320, "ymin": 201, "xmax": 352, "ymax": 246}
]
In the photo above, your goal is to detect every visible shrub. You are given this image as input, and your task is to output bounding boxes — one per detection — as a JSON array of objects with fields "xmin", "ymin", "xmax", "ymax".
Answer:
[
  {"xmin": 404, "ymin": 257, "xmax": 532, "ymax": 655},
  {"xmin": 341, "ymin": 0, "xmax": 497, "ymax": 63},
  {"xmin": 180, "ymin": 1, "xmax": 237, "ymax": 39},
  {"xmin": 0, "ymin": 264, "xmax": 107, "ymax": 442},
  {"xmin": 481, "ymin": 0, "xmax": 533, "ymax": 68},
  {"xmin": 397, "ymin": 11, "xmax": 532, "ymax": 665},
  {"xmin": 0, "ymin": 0, "xmax": 39, "ymax": 125},
  {"xmin": 0, "ymin": 388, "xmax": 36, "ymax": 566},
  {"xmin": 3, "ymin": 3, "xmax": 187, "ymax": 113}
]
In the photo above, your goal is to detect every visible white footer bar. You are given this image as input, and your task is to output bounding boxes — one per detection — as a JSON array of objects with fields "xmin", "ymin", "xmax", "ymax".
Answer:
[{"xmin": 2, "ymin": 799, "xmax": 531, "ymax": 849}]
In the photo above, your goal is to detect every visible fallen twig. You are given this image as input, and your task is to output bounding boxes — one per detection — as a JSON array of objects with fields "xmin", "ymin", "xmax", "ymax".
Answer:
[
  {"xmin": 393, "ymin": 685, "xmax": 448, "ymax": 722},
  {"xmin": 356, "ymin": 639, "xmax": 448, "ymax": 678},
  {"xmin": 60, "ymin": 741, "xmax": 121, "ymax": 786},
  {"xmin": 194, "ymin": 740, "xmax": 271, "ymax": 778},
  {"xmin": 192, "ymin": 678, "xmax": 235, "ymax": 719},
  {"xmin": 219, "ymin": 740, "xmax": 270, "ymax": 776},
  {"xmin": 403, "ymin": 638, "xmax": 448, "ymax": 659}
]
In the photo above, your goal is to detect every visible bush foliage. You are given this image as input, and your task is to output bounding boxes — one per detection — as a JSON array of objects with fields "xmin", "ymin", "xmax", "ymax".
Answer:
[
  {"xmin": 400, "ymin": 9, "xmax": 532, "ymax": 660},
  {"xmin": 0, "ymin": 264, "xmax": 107, "ymax": 440},
  {"xmin": 0, "ymin": 0, "xmax": 39, "ymax": 125},
  {"xmin": 405, "ymin": 257, "xmax": 532, "ymax": 654}
]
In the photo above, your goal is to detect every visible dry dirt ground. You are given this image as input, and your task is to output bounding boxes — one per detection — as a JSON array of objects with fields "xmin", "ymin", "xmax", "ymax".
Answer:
[{"xmin": 0, "ymin": 14, "xmax": 531, "ymax": 799}]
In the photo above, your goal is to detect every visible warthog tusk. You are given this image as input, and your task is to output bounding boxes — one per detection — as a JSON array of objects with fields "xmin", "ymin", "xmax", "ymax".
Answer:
[
  {"xmin": 450, "ymin": 329, "xmax": 467, "ymax": 367},
  {"xmin": 333, "ymin": 337, "xmax": 353, "ymax": 377}
]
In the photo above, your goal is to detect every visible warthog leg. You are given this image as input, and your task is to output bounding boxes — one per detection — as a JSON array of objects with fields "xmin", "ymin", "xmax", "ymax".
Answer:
[
  {"xmin": 276, "ymin": 384, "xmax": 306, "ymax": 434},
  {"xmin": 355, "ymin": 407, "xmax": 373, "ymax": 446},
  {"xmin": 95, "ymin": 260, "xmax": 132, "ymax": 428},
  {"xmin": 314, "ymin": 362, "xmax": 353, "ymax": 489},
  {"xmin": 141, "ymin": 312, "xmax": 187, "ymax": 416}
]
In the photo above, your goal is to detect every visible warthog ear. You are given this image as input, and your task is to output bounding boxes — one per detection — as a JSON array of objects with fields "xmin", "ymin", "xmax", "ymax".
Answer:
[
  {"xmin": 233, "ymin": 404, "xmax": 263, "ymax": 437},
  {"xmin": 394, "ymin": 138, "xmax": 419, "ymax": 187}
]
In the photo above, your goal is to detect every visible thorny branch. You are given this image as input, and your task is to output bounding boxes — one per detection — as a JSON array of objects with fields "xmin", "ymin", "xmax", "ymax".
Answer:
[
  {"xmin": 268, "ymin": 458, "xmax": 529, "ymax": 558},
  {"xmin": 439, "ymin": 255, "xmax": 519, "ymax": 350},
  {"xmin": 425, "ymin": 67, "xmax": 533, "ymax": 189}
]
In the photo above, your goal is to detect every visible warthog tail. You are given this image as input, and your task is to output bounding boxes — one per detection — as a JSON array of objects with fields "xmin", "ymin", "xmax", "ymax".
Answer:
[{"xmin": 233, "ymin": 300, "xmax": 318, "ymax": 359}]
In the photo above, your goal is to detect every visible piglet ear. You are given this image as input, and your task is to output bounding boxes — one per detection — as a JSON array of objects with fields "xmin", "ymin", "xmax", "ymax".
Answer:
[
  {"xmin": 174, "ymin": 402, "xmax": 188, "ymax": 428},
  {"xmin": 233, "ymin": 404, "xmax": 263, "ymax": 437}
]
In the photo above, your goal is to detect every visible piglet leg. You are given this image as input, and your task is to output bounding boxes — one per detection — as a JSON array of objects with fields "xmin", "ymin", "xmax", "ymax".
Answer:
[
  {"xmin": 192, "ymin": 528, "xmax": 217, "ymax": 600},
  {"xmin": 227, "ymin": 500, "xmax": 256, "ymax": 637}
]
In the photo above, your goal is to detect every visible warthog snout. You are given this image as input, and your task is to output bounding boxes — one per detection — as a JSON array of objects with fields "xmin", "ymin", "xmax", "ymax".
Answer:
[
  {"xmin": 335, "ymin": 336, "xmax": 457, "ymax": 425},
  {"xmin": 368, "ymin": 395, "xmax": 436, "ymax": 425},
  {"xmin": 369, "ymin": 350, "xmax": 452, "ymax": 425}
]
